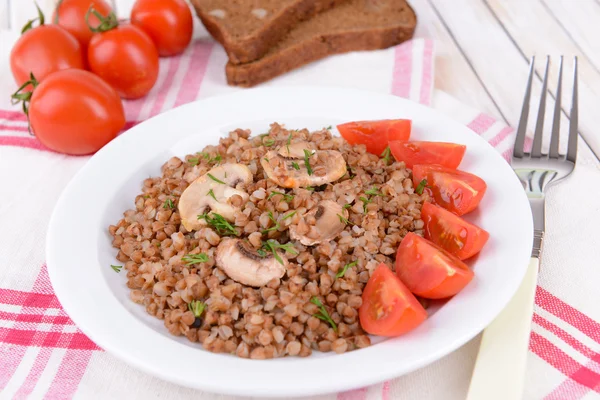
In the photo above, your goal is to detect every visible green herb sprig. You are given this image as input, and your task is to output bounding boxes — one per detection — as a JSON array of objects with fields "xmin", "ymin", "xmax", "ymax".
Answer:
[
  {"xmin": 259, "ymin": 133, "xmax": 275, "ymax": 147},
  {"xmin": 207, "ymin": 173, "xmax": 225, "ymax": 184},
  {"xmin": 268, "ymin": 191, "xmax": 294, "ymax": 202},
  {"xmin": 291, "ymin": 162, "xmax": 300, "ymax": 170},
  {"xmin": 182, "ymin": 253, "xmax": 209, "ymax": 265},
  {"xmin": 415, "ymin": 179, "xmax": 428, "ymax": 195},
  {"xmin": 380, "ymin": 146, "xmax": 392, "ymax": 165},
  {"xmin": 207, "ymin": 189, "xmax": 217, "ymax": 201},
  {"xmin": 310, "ymin": 297, "xmax": 337, "ymax": 332},
  {"xmin": 337, "ymin": 214, "xmax": 352, "ymax": 225},
  {"xmin": 259, "ymin": 239, "xmax": 298, "ymax": 265},
  {"xmin": 303, "ymin": 149, "xmax": 314, "ymax": 176},
  {"xmin": 163, "ymin": 198, "xmax": 175, "ymax": 209},
  {"xmin": 111, "ymin": 265, "xmax": 123, "ymax": 273},
  {"xmin": 335, "ymin": 261, "xmax": 358, "ymax": 279},
  {"xmin": 282, "ymin": 211, "xmax": 297, "ymax": 221},
  {"xmin": 188, "ymin": 300, "xmax": 206, "ymax": 317},
  {"xmin": 261, "ymin": 211, "xmax": 280, "ymax": 234},
  {"xmin": 198, "ymin": 212, "xmax": 239, "ymax": 236}
]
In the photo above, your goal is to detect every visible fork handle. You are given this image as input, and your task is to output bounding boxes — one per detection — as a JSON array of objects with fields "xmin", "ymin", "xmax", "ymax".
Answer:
[{"xmin": 466, "ymin": 257, "xmax": 539, "ymax": 400}]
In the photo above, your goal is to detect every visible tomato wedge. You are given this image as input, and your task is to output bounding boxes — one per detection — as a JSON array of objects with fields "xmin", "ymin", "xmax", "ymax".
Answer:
[
  {"xmin": 396, "ymin": 233, "xmax": 474, "ymax": 299},
  {"xmin": 412, "ymin": 164, "xmax": 487, "ymax": 216},
  {"xmin": 422, "ymin": 203, "xmax": 489, "ymax": 260},
  {"xmin": 359, "ymin": 263, "xmax": 427, "ymax": 336},
  {"xmin": 337, "ymin": 119, "xmax": 411, "ymax": 156},
  {"xmin": 389, "ymin": 140, "xmax": 466, "ymax": 169}
]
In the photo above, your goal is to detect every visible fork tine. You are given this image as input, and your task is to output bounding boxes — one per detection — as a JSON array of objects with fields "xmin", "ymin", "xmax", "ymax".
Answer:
[
  {"xmin": 566, "ymin": 56, "xmax": 578, "ymax": 163},
  {"xmin": 514, "ymin": 57, "xmax": 535, "ymax": 159},
  {"xmin": 531, "ymin": 56, "xmax": 550, "ymax": 158},
  {"xmin": 548, "ymin": 56, "xmax": 563, "ymax": 159}
]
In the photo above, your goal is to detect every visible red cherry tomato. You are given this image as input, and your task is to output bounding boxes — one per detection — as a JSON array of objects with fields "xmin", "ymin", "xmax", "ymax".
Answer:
[
  {"xmin": 396, "ymin": 233, "xmax": 474, "ymax": 299},
  {"xmin": 359, "ymin": 263, "xmax": 427, "ymax": 337},
  {"xmin": 389, "ymin": 140, "xmax": 466, "ymax": 169},
  {"xmin": 131, "ymin": 0, "xmax": 193, "ymax": 57},
  {"xmin": 26, "ymin": 69, "xmax": 125, "ymax": 155},
  {"xmin": 421, "ymin": 202, "xmax": 490, "ymax": 260},
  {"xmin": 337, "ymin": 119, "xmax": 411, "ymax": 156},
  {"xmin": 88, "ymin": 17, "xmax": 159, "ymax": 99},
  {"xmin": 10, "ymin": 7, "xmax": 84, "ymax": 87},
  {"xmin": 52, "ymin": 0, "xmax": 113, "ymax": 51},
  {"xmin": 412, "ymin": 164, "xmax": 487, "ymax": 216}
]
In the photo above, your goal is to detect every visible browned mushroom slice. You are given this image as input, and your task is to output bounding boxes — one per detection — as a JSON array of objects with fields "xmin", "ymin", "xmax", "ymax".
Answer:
[
  {"xmin": 178, "ymin": 163, "xmax": 253, "ymax": 231},
  {"xmin": 261, "ymin": 142, "xmax": 347, "ymax": 188},
  {"xmin": 215, "ymin": 238, "xmax": 287, "ymax": 287},
  {"xmin": 289, "ymin": 200, "xmax": 348, "ymax": 246}
]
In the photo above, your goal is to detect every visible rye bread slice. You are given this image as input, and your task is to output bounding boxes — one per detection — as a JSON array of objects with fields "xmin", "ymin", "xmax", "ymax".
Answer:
[
  {"xmin": 191, "ymin": 0, "xmax": 348, "ymax": 64},
  {"xmin": 226, "ymin": 0, "xmax": 417, "ymax": 87}
]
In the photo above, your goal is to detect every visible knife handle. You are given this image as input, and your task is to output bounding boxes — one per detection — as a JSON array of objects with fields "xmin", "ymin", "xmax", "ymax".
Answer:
[{"xmin": 466, "ymin": 257, "xmax": 539, "ymax": 400}]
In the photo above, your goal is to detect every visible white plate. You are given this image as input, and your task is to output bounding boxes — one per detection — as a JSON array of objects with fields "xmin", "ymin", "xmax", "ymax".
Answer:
[{"xmin": 47, "ymin": 87, "xmax": 533, "ymax": 398}]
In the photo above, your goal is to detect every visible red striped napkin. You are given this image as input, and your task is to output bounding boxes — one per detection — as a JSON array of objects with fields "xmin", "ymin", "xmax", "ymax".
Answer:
[{"xmin": 1, "ymin": 35, "xmax": 599, "ymax": 400}]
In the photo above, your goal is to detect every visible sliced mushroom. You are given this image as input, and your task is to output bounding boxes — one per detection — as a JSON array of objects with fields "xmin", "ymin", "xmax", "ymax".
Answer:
[
  {"xmin": 289, "ymin": 200, "xmax": 348, "ymax": 246},
  {"xmin": 178, "ymin": 163, "xmax": 253, "ymax": 231},
  {"xmin": 215, "ymin": 238, "xmax": 287, "ymax": 287},
  {"xmin": 261, "ymin": 142, "xmax": 347, "ymax": 188}
]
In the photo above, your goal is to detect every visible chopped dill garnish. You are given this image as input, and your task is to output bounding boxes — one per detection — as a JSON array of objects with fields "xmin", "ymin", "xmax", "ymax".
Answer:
[
  {"xmin": 310, "ymin": 297, "xmax": 337, "ymax": 331},
  {"xmin": 110, "ymin": 265, "xmax": 123, "ymax": 273},
  {"xmin": 260, "ymin": 239, "xmax": 298, "ymax": 265},
  {"xmin": 261, "ymin": 211, "xmax": 280, "ymax": 234},
  {"xmin": 336, "ymin": 260, "xmax": 358, "ymax": 279},
  {"xmin": 365, "ymin": 187, "xmax": 382, "ymax": 196},
  {"xmin": 380, "ymin": 146, "xmax": 392, "ymax": 165},
  {"xmin": 415, "ymin": 179, "xmax": 428, "ymax": 195},
  {"xmin": 282, "ymin": 211, "xmax": 297, "ymax": 220},
  {"xmin": 197, "ymin": 212, "xmax": 238, "ymax": 236},
  {"xmin": 182, "ymin": 253, "xmax": 209, "ymax": 265},
  {"xmin": 337, "ymin": 214, "xmax": 351, "ymax": 225},
  {"xmin": 259, "ymin": 133, "xmax": 275, "ymax": 147},
  {"xmin": 291, "ymin": 161, "xmax": 300, "ymax": 170},
  {"xmin": 207, "ymin": 173, "xmax": 225, "ymax": 184},
  {"xmin": 303, "ymin": 149, "xmax": 314, "ymax": 176},
  {"xmin": 207, "ymin": 189, "xmax": 217, "ymax": 201},
  {"xmin": 268, "ymin": 191, "xmax": 294, "ymax": 202},
  {"xmin": 163, "ymin": 198, "xmax": 175, "ymax": 209},
  {"xmin": 359, "ymin": 196, "xmax": 371, "ymax": 212},
  {"xmin": 188, "ymin": 300, "xmax": 206, "ymax": 317}
]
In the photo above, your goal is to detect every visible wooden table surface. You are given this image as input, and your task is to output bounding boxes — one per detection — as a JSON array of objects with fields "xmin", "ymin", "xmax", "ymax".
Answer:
[{"xmin": 2, "ymin": 0, "xmax": 598, "ymax": 161}]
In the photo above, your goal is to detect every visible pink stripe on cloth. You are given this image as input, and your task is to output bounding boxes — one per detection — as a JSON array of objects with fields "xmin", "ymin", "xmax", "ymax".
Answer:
[
  {"xmin": 488, "ymin": 126, "xmax": 514, "ymax": 148},
  {"xmin": 533, "ymin": 313, "xmax": 600, "ymax": 361},
  {"xmin": 381, "ymin": 380, "xmax": 391, "ymax": 400},
  {"xmin": 45, "ymin": 349, "xmax": 94, "ymax": 399},
  {"xmin": 13, "ymin": 347, "xmax": 53, "ymax": 399},
  {"xmin": 467, "ymin": 113, "xmax": 496, "ymax": 135},
  {"xmin": 544, "ymin": 379, "xmax": 591, "ymax": 400},
  {"xmin": 0, "ymin": 136, "xmax": 52, "ymax": 152},
  {"xmin": 337, "ymin": 387, "xmax": 368, "ymax": 400},
  {"xmin": 0, "ymin": 345, "xmax": 28, "ymax": 391},
  {"xmin": 0, "ymin": 265, "xmax": 57, "ymax": 390},
  {"xmin": 0, "ymin": 109, "xmax": 27, "ymax": 122},
  {"xmin": 419, "ymin": 40, "xmax": 434, "ymax": 106},
  {"xmin": 148, "ymin": 56, "xmax": 183, "ymax": 118},
  {"xmin": 0, "ymin": 124, "xmax": 28, "ymax": 132},
  {"xmin": 391, "ymin": 40, "xmax": 413, "ymax": 99},
  {"xmin": 530, "ymin": 332, "xmax": 600, "ymax": 394},
  {"xmin": 536, "ymin": 287, "xmax": 600, "ymax": 345},
  {"xmin": 174, "ymin": 41, "xmax": 214, "ymax": 107}
]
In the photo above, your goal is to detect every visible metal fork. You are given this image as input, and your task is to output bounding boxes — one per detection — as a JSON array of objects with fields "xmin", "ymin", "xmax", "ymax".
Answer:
[{"xmin": 467, "ymin": 55, "xmax": 578, "ymax": 400}]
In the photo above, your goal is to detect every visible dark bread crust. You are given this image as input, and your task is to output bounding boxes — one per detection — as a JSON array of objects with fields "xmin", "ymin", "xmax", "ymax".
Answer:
[
  {"xmin": 192, "ymin": 0, "xmax": 348, "ymax": 64},
  {"xmin": 226, "ymin": 3, "xmax": 417, "ymax": 87}
]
